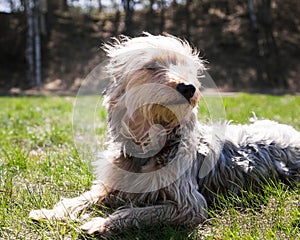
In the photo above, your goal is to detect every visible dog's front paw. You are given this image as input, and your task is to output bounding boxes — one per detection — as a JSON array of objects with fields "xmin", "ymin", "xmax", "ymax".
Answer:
[
  {"xmin": 80, "ymin": 217, "xmax": 108, "ymax": 234},
  {"xmin": 29, "ymin": 208, "xmax": 66, "ymax": 221}
]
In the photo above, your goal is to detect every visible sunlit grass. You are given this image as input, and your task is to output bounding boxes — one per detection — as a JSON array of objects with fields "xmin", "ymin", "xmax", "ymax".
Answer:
[{"xmin": 0, "ymin": 94, "xmax": 299, "ymax": 239}]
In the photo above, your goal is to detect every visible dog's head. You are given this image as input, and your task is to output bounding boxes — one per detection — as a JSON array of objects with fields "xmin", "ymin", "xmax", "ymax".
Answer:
[{"xmin": 103, "ymin": 33, "xmax": 205, "ymax": 153}]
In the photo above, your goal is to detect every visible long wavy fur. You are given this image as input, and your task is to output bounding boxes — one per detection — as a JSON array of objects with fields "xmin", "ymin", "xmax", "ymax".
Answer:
[{"xmin": 29, "ymin": 33, "xmax": 300, "ymax": 234}]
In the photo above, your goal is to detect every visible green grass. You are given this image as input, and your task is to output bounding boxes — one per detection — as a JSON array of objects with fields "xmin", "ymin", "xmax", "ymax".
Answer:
[{"xmin": 0, "ymin": 94, "xmax": 299, "ymax": 239}]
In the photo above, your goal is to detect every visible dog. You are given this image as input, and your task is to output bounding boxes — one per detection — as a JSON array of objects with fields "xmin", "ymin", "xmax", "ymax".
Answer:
[{"xmin": 29, "ymin": 33, "xmax": 300, "ymax": 234}]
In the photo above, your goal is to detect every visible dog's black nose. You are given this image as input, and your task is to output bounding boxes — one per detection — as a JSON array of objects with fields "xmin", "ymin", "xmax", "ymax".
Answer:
[{"xmin": 176, "ymin": 83, "xmax": 196, "ymax": 101}]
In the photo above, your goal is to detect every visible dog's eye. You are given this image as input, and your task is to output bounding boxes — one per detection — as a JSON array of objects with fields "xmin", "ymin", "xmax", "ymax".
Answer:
[{"xmin": 144, "ymin": 62, "xmax": 161, "ymax": 70}]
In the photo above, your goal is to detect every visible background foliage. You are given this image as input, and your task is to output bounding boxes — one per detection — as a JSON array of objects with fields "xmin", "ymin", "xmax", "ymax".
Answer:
[{"xmin": 0, "ymin": 0, "xmax": 299, "ymax": 93}]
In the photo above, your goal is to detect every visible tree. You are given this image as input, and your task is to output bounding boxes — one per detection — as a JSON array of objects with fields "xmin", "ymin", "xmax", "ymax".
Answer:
[
  {"xmin": 248, "ymin": 0, "xmax": 284, "ymax": 88},
  {"xmin": 145, "ymin": 0, "xmax": 156, "ymax": 33},
  {"xmin": 25, "ymin": 0, "xmax": 42, "ymax": 88},
  {"xmin": 122, "ymin": 0, "xmax": 136, "ymax": 35},
  {"xmin": 248, "ymin": 0, "xmax": 262, "ymax": 85},
  {"xmin": 48, "ymin": 0, "xmax": 68, "ymax": 12},
  {"xmin": 260, "ymin": 0, "xmax": 283, "ymax": 87},
  {"xmin": 62, "ymin": 0, "xmax": 68, "ymax": 11},
  {"xmin": 159, "ymin": 0, "xmax": 166, "ymax": 32},
  {"xmin": 185, "ymin": 0, "xmax": 192, "ymax": 39},
  {"xmin": 110, "ymin": 0, "xmax": 121, "ymax": 35},
  {"xmin": 98, "ymin": 0, "xmax": 103, "ymax": 12}
]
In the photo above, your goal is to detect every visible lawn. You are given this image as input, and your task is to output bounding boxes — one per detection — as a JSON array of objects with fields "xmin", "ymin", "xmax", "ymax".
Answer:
[{"xmin": 0, "ymin": 94, "xmax": 299, "ymax": 239}]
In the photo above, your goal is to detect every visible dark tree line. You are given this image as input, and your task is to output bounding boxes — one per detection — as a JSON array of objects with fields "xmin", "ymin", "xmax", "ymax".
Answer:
[
  {"xmin": 247, "ymin": 0, "xmax": 283, "ymax": 88},
  {"xmin": 2, "ymin": 0, "xmax": 299, "ymax": 90}
]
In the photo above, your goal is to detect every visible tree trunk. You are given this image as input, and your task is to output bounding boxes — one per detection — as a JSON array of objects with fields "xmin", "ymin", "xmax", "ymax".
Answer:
[
  {"xmin": 61, "ymin": 0, "xmax": 68, "ymax": 11},
  {"xmin": 159, "ymin": 0, "xmax": 166, "ymax": 33},
  {"xmin": 146, "ymin": 0, "xmax": 156, "ymax": 33},
  {"xmin": 247, "ymin": 0, "xmax": 263, "ymax": 87},
  {"xmin": 40, "ymin": 0, "xmax": 48, "ymax": 36},
  {"xmin": 248, "ymin": 0, "xmax": 285, "ymax": 88},
  {"xmin": 122, "ymin": 0, "xmax": 135, "ymax": 35},
  {"xmin": 48, "ymin": 0, "xmax": 67, "ymax": 12},
  {"xmin": 25, "ymin": 0, "xmax": 42, "ymax": 88},
  {"xmin": 33, "ymin": 0, "xmax": 42, "ymax": 88},
  {"xmin": 261, "ymin": 0, "xmax": 285, "ymax": 87},
  {"xmin": 9, "ymin": 0, "xmax": 15, "ymax": 12},
  {"xmin": 148, "ymin": 0, "xmax": 155, "ymax": 16},
  {"xmin": 98, "ymin": 0, "xmax": 102, "ymax": 12},
  {"xmin": 113, "ymin": 9, "xmax": 121, "ymax": 35},
  {"xmin": 25, "ymin": 0, "xmax": 35, "ymax": 87},
  {"xmin": 185, "ymin": 0, "xmax": 192, "ymax": 39}
]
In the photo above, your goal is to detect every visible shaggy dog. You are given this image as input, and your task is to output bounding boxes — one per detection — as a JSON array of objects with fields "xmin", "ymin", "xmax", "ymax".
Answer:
[{"xmin": 29, "ymin": 33, "xmax": 300, "ymax": 234}]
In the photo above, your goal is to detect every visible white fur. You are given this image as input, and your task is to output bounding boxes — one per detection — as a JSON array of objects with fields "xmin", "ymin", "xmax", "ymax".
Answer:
[{"xmin": 29, "ymin": 33, "xmax": 300, "ymax": 235}]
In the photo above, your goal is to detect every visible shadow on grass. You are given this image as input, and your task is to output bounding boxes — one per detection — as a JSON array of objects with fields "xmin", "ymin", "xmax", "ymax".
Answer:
[{"xmin": 78, "ymin": 224, "xmax": 195, "ymax": 240}]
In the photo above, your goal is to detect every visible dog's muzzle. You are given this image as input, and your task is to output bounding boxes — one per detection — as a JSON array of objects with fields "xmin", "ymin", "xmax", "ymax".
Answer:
[{"xmin": 176, "ymin": 83, "xmax": 196, "ymax": 102}]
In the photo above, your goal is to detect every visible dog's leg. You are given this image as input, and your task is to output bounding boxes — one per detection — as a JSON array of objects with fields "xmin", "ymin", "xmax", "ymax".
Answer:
[
  {"xmin": 81, "ymin": 192, "xmax": 208, "ymax": 234},
  {"xmin": 81, "ymin": 204, "xmax": 201, "ymax": 234},
  {"xmin": 29, "ymin": 184, "xmax": 106, "ymax": 221}
]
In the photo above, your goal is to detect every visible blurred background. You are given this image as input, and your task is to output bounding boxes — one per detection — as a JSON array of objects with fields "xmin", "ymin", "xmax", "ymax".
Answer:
[{"xmin": 0, "ymin": 0, "xmax": 299, "ymax": 94}]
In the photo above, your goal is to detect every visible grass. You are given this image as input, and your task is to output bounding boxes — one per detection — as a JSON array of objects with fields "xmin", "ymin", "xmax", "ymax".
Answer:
[{"xmin": 0, "ymin": 93, "xmax": 299, "ymax": 239}]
